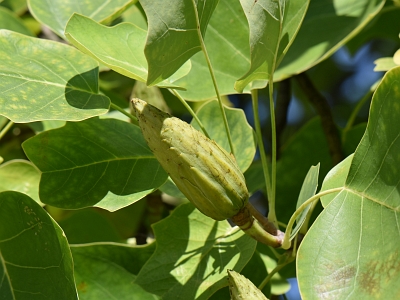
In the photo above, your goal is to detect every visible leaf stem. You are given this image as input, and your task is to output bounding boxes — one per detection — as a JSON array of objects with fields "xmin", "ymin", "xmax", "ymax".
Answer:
[
  {"xmin": 282, "ymin": 187, "xmax": 344, "ymax": 249},
  {"xmin": 192, "ymin": 0, "xmax": 235, "ymax": 156},
  {"xmin": 231, "ymin": 206, "xmax": 283, "ymax": 248},
  {"xmin": 251, "ymin": 89, "xmax": 273, "ymax": 210},
  {"xmin": 258, "ymin": 254, "xmax": 294, "ymax": 290},
  {"xmin": 268, "ymin": 78, "xmax": 278, "ymax": 228},
  {"xmin": 168, "ymin": 89, "xmax": 210, "ymax": 138},
  {"xmin": 110, "ymin": 102, "xmax": 137, "ymax": 121},
  {"xmin": 0, "ymin": 120, "xmax": 14, "ymax": 140}
]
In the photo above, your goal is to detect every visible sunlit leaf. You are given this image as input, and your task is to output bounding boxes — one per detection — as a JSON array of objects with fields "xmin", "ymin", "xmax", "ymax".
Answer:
[
  {"xmin": 28, "ymin": 0, "xmax": 134, "ymax": 38},
  {"xmin": 135, "ymin": 203, "xmax": 256, "ymax": 300},
  {"xmin": 65, "ymin": 14, "xmax": 191, "ymax": 89},
  {"xmin": 22, "ymin": 118, "xmax": 168, "ymax": 211},
  {"xmin": 374, "ymin": 57, "xmax": 398, "ymax": 72},
  {"xmin": 0, "ymin": 30, "xmax": 109, "ymax": 123},
  {"xmin": 235, "ymin": 0, "xmax": 309, "ymax": 92},
  {"xmin": 298, "ymin": 66, "xmax": 400, "ymax": 299},
  {"xmin": 191, "ymin": 100, "xmax": 256, "ymax": 172},
  {"xmin": 0, "ymin": 191, "xmax": 77, "ymax": 299},
  {"xmin": 141, "ymin": 0, "xmax": 219, "ymax": 85},
  {"xmin": 320, "ymin": 154, "xmax": 353, "ymax": 207},
  {"xmin": 0, "ymin": 159, "xmax": 41, "ymax": 204},
  {"xmin": 0, "ymin": 6, "xmax": 33, "ymax": 36},
  {"xmin": 174, "ymin": 0, "xmax": 251, "ymax": 101},
  {"xmin": 290, "ymin": 164, "xmax": 319, "ymax": 240},
  {"xmin": 275, "ymin": 0, "xmax": 385, "ymax": 81}
]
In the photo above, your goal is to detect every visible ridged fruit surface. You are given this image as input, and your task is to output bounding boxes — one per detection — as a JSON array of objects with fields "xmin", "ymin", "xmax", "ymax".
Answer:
[{"xmin": 132, "ymin": 98, "xmax": 249, "ymax": 220}]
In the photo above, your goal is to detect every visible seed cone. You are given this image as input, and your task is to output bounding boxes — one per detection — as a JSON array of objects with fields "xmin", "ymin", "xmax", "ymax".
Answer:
[
  {"xmin": 227, "ymin": 269, "xmax": 269, "ymax": 300},
  {"xmin": 132, "ymin": 98, "xmax": 249, "ymax": 221}
]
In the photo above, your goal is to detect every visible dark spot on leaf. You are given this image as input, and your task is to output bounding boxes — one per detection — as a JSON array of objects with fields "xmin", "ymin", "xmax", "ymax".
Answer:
[
  {"xmin": 359, "ymin": 251, "xmax": 400, "ymax": 296},
  {"xmin": 77, "ymin": 281, "xmax": 87, "ymax": 292}
]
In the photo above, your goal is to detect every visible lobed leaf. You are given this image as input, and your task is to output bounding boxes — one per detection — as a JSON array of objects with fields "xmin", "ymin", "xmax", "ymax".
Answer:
[
  {"xmin": 274, "ymin": 0, "xmax": 385, "ymax": 81},
  {"xmin": 298, "ymin": 66, "xmax": 400, "ymax": 299},
  {"xmin": 65, "ymin": 14, "xmax": 191, "ymax": 89},
  {"xmin": 28, "ymin": 0, "xmax": 134, "ymax": 38},
  {"xmin": 173, "ymin": 0, "xmax": 252, "ymax": 101},
  {"xmin": 141, "ymin": 0, "xmax": 219, "ymax": 85},
  {"xmin": 0, "ymin": 30, "xmax": 109, "ymax": 123},
  {"xmin": 320, "ymin": 154, "xmax": 353, "ymax": 207},
  {"xmin": 22, "ymin": 117, "xmax": 168, "ymax": 211},
  {"xmin": 235, "ymin": 0, "xmax": 309, "ymax": 92},
  {"xmin": 135, "ymin": 203, "xmax": 257, "ymax": 300},
  {"xmin": 0, "ymin": 191, "xmax": 77, "ymax": 299}
]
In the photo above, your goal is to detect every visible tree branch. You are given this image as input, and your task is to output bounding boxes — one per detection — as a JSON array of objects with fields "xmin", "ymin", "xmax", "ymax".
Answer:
[{"xmin": 294, "ymin": 73, "xmax": 343, "ymax": 165}]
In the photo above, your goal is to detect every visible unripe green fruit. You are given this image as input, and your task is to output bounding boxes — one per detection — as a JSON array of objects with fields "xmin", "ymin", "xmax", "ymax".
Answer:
[{"xmin": 132, "ymin": 98, "xmax": 249, "ymax": 221}]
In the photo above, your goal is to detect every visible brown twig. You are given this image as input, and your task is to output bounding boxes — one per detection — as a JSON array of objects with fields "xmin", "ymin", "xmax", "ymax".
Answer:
[{"xmin": 294, "ymin": 73, "xmax": 343, "ymax": 165}]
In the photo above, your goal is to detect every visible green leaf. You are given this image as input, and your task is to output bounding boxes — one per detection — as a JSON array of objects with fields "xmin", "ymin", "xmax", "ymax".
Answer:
[
  {"xmin": 235, "ymin": 0, "xmax": 309, "ymax": 92},
  {"xmin": 173, "ymin": 0, "xmax": 252, "ymax": 101},
  {"xmin": 65, "ymin": 14, "xmax": 191, "ymax": 89},
  {"xmin": 122, "ymin": 2, "xmax": 147, "ymax": 30},
  {"xmin": 0, "ymin": 159, "xmax": 41, "ymax": 205},
  {"xmin": 159, "ymin": 177, "xmax": 187, "ymax": 200},
  {"xmin": 0, "ymin": 6, "xmax": 34, "ymax": 36},
  {"xmin": 290, "ymin": 164, "xmax": 319, "ymax": 240},
  {"xmin": 346, "ymin": 5, "xmax": 400, "ymax": 54},
  {"xmin": 274, "ymin": 0, "xmax": 385, "ymax": 81},
  {"xmin": 298, "ymin": 66, "xmax": 400, "ymax": 299},
  {"xmin": 22, "ymin": 117, "xmax": 168, "ymax": 211},
  {"xmin": 234, "ymin": 0, "xmax": 281, "ymax": 92},
  {"xmin": 132, "ymin": 81, "xmax": 170, "ymax": 112},
  {"xmin": 28, "ymin": 0, "xmax": 134, "ymax": 38},
  {"xmin": 28, "ymin": 120, "xmax": 66, "ymax": 133},
  {"xmin": 228, "ymin": 269, "xmax": 269, "ymax": 300},
  {"xmin": 275, "ymin": 118, "xmax": 332, "ymax": 224},
  {"xmin": 0, "ymin": 30, "xmax": 110, "ymax": 123},
  {"xmin": 70, "ymin": 243, "xmax": 158, "ymax": 299},
  {"xmin": 0, "ymin": 191, "xmax": 77, "ymax": 299},
  {"xmin": 374, "ymin": 57, "xmax": 399, "ymax": 72},
  {"xmin": 135, "ymin": 203, "xmax": 257, "ymax": 300},
  {"xmin": 58, "ymin": 210, "xmax": 123, "ymax": 244},
  {"xmin": 0, "ymin": 0, "xmax": 27, "ymax": 15},
  {"xmin": 141, "ymin": 0, "xmax": 219, "ymax": 85},
  {"xmin": 320, "ymin": 154, "xmax": 354, "ymax": 207},
  {"xmin": 191, "ymin": 100, "xmax": 256, "ymax": 172},
  {"xmin": 70, "ymin": 241, "xmax": 156, "ymax": 276}
]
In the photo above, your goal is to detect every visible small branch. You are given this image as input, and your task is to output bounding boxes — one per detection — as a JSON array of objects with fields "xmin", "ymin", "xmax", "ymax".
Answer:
[
  {"xmin": 281, "ymin": 187, "xmax": 344, "ymax": 249},
  {"xmin": 295, "ymin": 73, "xmax": 343, "ymax": 165},
  {"xmin": 251, "ymin": 89, "xmax": 273, "ymax": 209},
  {"xmin": 246, "ymin": 202, "xmax": 278, "ymax": 235},
  {"xmin": 258, "ymin": 253, "xmax": 295, "ymax": 290},
  {"xmin": 275, "ymin": 79, "xmax": 291, "ymax": 158},
  {"xmin": 168, "ymin": 89, "xmax": 210, "ymax": 138},
  {"xmin": 231, "ymin": 206, "xmax": 283, "ymax": 248},
  {"xmin": 0, "ymin": 120, "xmax": 14, "ymax": 140},
  {"xmin": 110, "ymin": 102, "xmax": 137, "ymax": 121},
  {"xmin": 268, "ymin": 78, "xmax": 278, "ymax": 228},
  {"xmin": 191, "ymin": 0, "xmax": 235, "ymax": 156}
]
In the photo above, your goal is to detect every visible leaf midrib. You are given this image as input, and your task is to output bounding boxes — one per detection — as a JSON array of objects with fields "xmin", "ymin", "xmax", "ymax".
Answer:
[{"xmin": 343, "ymin": 187, "xmax": 400, "ymax": 212}]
